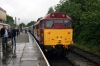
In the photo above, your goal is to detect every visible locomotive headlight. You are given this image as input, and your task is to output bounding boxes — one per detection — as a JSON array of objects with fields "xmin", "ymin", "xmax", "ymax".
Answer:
[
  {"xmin": 48, "ymin": 32, "xmax": 51, "ymax": 34},
  {"xmin": 45, "ymin": 49, "xmax": 48, "ymax": 52},
  {"xmin": 62, "ymin": 14, "xmax": 65, "ymax": 17},
  {"xmin": 70, "ymin": 41, "xmax": 73, "ymax": 45},
  {"xmin": 52, "ymin": 45, "xmax": 55, "ymax": 49},
  {"xmin": 52, "ymin": 14, "xmax": 54, "ymax": 17},
  {"xmin": 68, "ymin": 31, "xmax": 70, "ymax": 34}
]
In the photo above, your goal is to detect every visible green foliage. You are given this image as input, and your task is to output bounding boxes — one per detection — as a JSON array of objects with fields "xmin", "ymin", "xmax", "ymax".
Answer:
[
  {"xmin": 19, "ymin": 22, "xmax": 26, "ymax": 29},
  {"xmin": 26, "ymin": 21, "xmax": 36, "ymax": 27},
  {"xmin": 47, "ymin": 7, "xmax": 54, "ymax": 14},
  {"xmin": 37, "ymin": 17, "xmax": 42, "ymax": 22},
  {"xmin": 7, "ymin": 15, "xmax": 15, "ymax": 26},
  {"xmin": 74, "ymin": 43, "xmax": 100, "ymax": 55},
  {"xmin": 19, "ymin": 23, "xmax": 26, "ymax": 27}
]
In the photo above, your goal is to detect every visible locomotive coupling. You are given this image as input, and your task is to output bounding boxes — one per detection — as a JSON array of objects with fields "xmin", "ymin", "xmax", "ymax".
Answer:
[{"xmin": 58, "ymin": 39, "xmax": 61, "ymax": 43}]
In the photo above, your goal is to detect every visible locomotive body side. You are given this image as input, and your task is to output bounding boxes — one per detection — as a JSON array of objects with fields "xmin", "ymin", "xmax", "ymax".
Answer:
[{"xmin": 34, "ymin": 21, "xmax": 43, "ymax": 43}]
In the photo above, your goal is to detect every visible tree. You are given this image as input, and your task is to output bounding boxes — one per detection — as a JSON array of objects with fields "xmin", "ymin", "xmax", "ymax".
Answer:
[
  {"xmin": 26, "ymin": 21, "xmax": 36, "ymax": 27},
  {"xmin": 7, "ymin": 15, "xmax": 15, "ymax": 26},
  {"xmin": 47, "ymin": 7, "xmax": 54, "ymax": 14},
  {"xmin": 37, "ymin": 17, "xmax": 42, "ymax": 22},
  {"xmin": 19, "ymin": 22, "xmax": 26, "ymax": 29}
]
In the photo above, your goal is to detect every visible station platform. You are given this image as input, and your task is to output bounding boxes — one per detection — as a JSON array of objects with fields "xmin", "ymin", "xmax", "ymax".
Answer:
[{"xmin": 0, "ymin": 32, "xmax": 49, "ymax": 66}]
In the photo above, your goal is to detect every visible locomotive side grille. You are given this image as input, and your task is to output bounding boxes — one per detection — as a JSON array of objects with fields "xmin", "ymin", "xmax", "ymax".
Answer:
[{"xmin": 52, "ymin": 24, "xmax": 66, "ymax": 28}]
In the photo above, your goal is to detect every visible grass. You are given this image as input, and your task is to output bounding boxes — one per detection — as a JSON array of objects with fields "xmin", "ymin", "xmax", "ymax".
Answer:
[{"xmin": 74, "ymin": 43, "xmax": 100, "ymax": 55}]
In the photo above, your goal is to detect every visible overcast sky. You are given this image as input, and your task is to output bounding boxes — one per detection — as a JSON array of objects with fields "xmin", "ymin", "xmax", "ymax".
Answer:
[{"xmin": 0, "ymin": 0, "xmax": 60, "ymax": 25}]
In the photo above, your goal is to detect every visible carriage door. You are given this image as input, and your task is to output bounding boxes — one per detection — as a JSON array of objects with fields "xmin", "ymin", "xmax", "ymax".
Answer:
[{"xmin": 40, "ymin": 20, "xmax": 44, "ymax": 44}]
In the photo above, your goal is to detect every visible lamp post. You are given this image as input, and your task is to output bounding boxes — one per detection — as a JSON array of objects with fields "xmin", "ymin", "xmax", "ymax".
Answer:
[
  {"xmin": 18, "ymin": 18, "xmax": 20, "ymax": 24},
  {"xmin": 15, "ymin": 17, "xmax": 17, "ymax": 26},
  {"xmin": 18, "ymin": 18, "xmax": 20, "ymax": 29}
]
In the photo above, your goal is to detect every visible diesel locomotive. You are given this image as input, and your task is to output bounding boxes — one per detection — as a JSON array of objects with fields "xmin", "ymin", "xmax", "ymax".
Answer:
[{"xmin": 33, "ymin": 12, "xmax": 73, "ymax": 56}]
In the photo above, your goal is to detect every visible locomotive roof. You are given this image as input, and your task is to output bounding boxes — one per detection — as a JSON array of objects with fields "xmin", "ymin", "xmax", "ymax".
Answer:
[
  {"xmin": 34, "ymin": 12, "xmax": 72, "ymax": 26},
  {"xmin": 42, "ymin": 12, "xmax": 71, "ymax": 19}
]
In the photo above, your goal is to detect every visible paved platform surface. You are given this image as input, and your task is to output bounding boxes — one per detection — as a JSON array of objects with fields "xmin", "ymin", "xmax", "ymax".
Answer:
[{"xmin": 0, "ymin": 33, "xmax": 48, "ymax": 66}]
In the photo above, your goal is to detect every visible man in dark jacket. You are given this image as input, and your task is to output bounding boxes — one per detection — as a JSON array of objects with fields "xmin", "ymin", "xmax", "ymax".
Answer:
[
  {"xmin": 16, "ymin": 28, "xmax": 19, "ymax": 37},
  {"xmin": 1, "ymin": 25, "xmax": 9, "ymax": 49},
  {"xmin": 11, "ymin": 27, "xmax": 17, "ymax": 47}
]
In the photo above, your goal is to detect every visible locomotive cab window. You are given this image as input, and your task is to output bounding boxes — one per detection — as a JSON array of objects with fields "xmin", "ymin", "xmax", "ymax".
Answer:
[
  {"xmin": 40, "ymin": 20, "xmax": 44, "ymax": 28},
  {"xmin": 64, "ymin": 20, "xmax": 71, "ymax": 28},
  {"xmin": 46, "ymin": 20, "xmax": 53, "ymax": 28}
]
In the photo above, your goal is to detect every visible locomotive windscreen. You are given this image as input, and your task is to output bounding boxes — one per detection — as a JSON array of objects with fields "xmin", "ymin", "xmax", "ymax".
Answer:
[
  {"xmin": 64, "ymin": 20, "xmax": 71, "ymax": 28},
  {"xmin": 45, "ymin": 20, "xmax": 71, "ymax": 28}
]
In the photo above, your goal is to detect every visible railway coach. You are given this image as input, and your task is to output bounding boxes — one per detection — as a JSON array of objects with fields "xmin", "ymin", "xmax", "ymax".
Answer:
[
  {"xmin": 28, "ymin": 25, "xmax": 34, "ymax": 35},
  {"xmin": 34, "ymin": 12, "xmax": 73, "ymax": 56}
]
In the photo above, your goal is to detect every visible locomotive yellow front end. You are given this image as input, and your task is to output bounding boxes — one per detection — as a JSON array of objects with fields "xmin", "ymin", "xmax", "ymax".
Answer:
[
  {"xmin": 40, "ymin": 13, "xmax": 73, "ymax": 56},
  {"xmin": 44, "ymin": 29, "xmax": 73, "ymax": 47},
  {"xmin": 44, "ymin": 29, "xmax": 73, "ymax": 55}
]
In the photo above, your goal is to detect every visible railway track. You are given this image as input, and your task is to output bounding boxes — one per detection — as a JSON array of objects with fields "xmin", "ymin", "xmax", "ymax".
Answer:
[
  {"xmin": 67, "ymin": 46, "xmax": 100, "ymax": 66},
  {"xmin": 46, "ymin": 50, "xmax": 100, "ymax": 66},
  {"xmin": 30, "ymin": 32, "xmax": 100, "ymax": 66},
  {"xmin": 30, "ymin": 32, "xmax": 74, "ymax": 66},
  {"xmin": 46, "ymin": 54, "xmax": 75, "ymax": 66}
]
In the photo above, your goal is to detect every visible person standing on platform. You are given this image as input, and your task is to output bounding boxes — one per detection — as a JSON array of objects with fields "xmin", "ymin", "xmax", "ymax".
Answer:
[
  {"xmin": 0, "ymin": 25, "xmax": 9, "ymax": 50},
  {"xmin": 11, "ymin": 27, "xmax": 17, "ymax": 48},
  {"xmin": 16, "ymin": 28, "xmax": 19, "ymax": 37},
  {"xmin": 8, "ymin": 26, "xmax": 12, "ymax": 41},
  {"xmin": 25, "ymin": 29, "xmax": 27, "ymax": 34}
]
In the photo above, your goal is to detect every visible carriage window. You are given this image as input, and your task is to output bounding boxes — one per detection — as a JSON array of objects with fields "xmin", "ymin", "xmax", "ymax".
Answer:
[
  {"xmin": 54, "ymin": 20, "xmax": 63, "ymax": 23},
  {"xmin": 64, "ymin": 20, "xmax": 71, "ymax": 28},
  {"xmin": 46, "ymin": 20, "xmax": 53, "ymax": 28}
]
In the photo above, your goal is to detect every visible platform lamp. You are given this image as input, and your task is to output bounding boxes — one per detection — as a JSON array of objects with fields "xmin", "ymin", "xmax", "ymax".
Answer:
[
  {"xmin": 18, "ymin": 18, "xmax": 20, "ymax": 24},
  {"xmin": 18, "ymin": 18, "xmax": 20, "ymax": 29}
]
